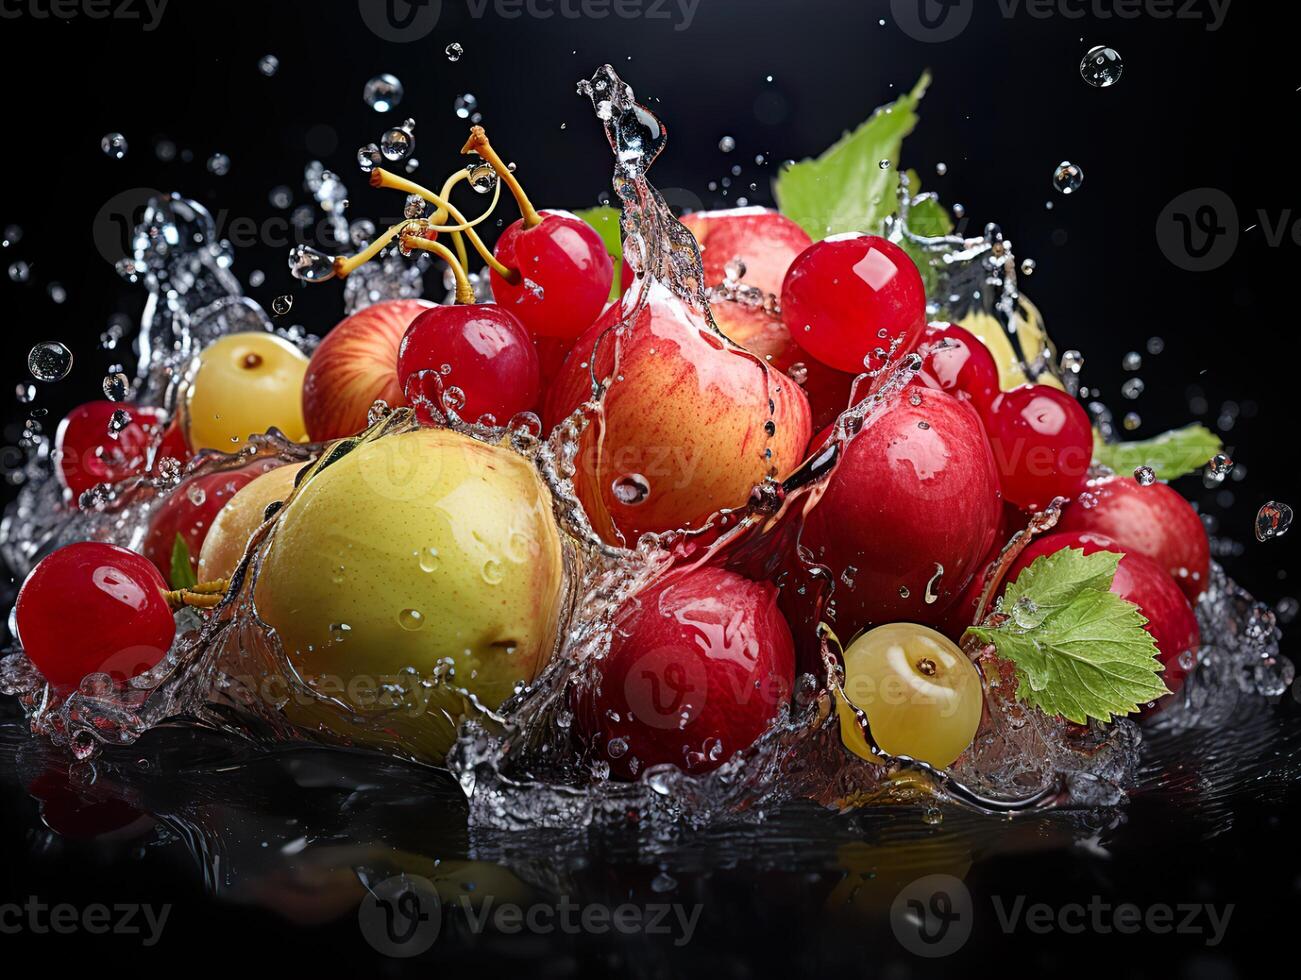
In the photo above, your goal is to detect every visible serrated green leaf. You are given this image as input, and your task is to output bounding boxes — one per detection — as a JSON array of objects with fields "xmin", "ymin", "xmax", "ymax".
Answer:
[
  {"xmin": 774, "ymin": 74, "xmax": 931, "ymax": 241},
  {"xmin": 573, "ymin": 205, "xmax": 623, "ymax": 301},
  {"xmin": 967, "ymin": 548, "xmax": 1169, "ymax": 724},
  {"xmin": 1092, "ymin": 424, "xmax": 1222, "ymax": 481},
  {"xmin": 170, "ymin": 533, "xmax": 197, "ymax": 591}
]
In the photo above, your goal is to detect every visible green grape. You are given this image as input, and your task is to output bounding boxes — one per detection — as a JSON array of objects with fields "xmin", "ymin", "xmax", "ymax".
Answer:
[{"xmin": 836, "ymin": 623, "xmax": 983, "ymax": 768}]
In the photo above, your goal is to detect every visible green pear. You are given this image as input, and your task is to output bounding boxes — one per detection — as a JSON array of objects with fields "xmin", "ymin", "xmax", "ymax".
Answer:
[{"xmin": 254, "ymin": 427, "xmax": 566, "ymax": 760}]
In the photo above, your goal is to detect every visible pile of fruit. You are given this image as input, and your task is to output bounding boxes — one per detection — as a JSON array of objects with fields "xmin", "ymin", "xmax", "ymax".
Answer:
[{"xmin": 5, "ymin": 77, "xmax": 1224, "ymax": 798}]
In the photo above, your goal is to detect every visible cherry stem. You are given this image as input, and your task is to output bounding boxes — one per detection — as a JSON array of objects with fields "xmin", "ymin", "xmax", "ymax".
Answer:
[
  {"xmin": 163, "ymin": 578, "xmax": 230, "ymax": 612},
  {"xmin": 402, "ymin": 235, "xmax": 476, "ymax": 304},
  {"xmin": 333, "ymin": 221, "xmax": 406, "ymax": 278},
  {"xmin": 461, "ymin": 126, "xmax": 542, "ymax": 229}
]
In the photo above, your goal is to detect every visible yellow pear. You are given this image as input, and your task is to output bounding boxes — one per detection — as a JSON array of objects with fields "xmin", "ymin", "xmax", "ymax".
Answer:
[
  {"xmin": 198, "ymin": 462, "xmax": 306, "ymax": 582},
  {"xmin": 184, "ymin": 332, "xmax": 310, "ymax": 451}
]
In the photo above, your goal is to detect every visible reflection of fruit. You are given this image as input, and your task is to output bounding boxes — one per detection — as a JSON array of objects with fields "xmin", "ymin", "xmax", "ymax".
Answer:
[
  {"xmin": 1006, "ymin": 531, "xmax": 1199, "ymax": 693},
  {"xmin": 16, "ymin": 542, "xmax": 175, "ymax": 688},
  {"xmin": 1057, "ymin": 475, "xmax": 1210, "ymax": 601},
  {"xmin": 198, "ymin": 463, "xmax": 304, "ymax": 582},
  {"xmin": 185, "ymin": 332, "xmax": 310, "ymax": 451},
  {"xmin": 302, "ymin": 299, "xmax": 433, "ymax": 441},
  {"xmin": 54, "ymin": 401, "xmax": 168, "ymax": 501},
  {"xmin": 398, "ymin": 304, "xmax": 539, "ymax": 426},
  {"xmin": 800, "ymin": 388, "xmax": 1002, "ymax": 639},
  {"xmin": 27, "ymin": 768, "xmax": 154, "ymax": 841},
  {"xmin": 982, "ymin": 384, "xmax": 1092, "ymax": 511},
  {"xmin": 680, "ymin": 208, "xmax": 812, "ymax": 295},
  {"xmin": 836, "ymin": 623, "xmax": 983, "ymax": 768},
  {"xmin": 254, "ymin": 429, "xmax": 564, "ymax": 757},
  {"xmin": 544, "ymin": 284, "xmax": 811, "ymax": 545},
  {"xmin": 491, "ymin": 211, "xmax": 613, "ymax": 339},
  {"xmin": 574, "ymin": 565, "xmax": 795, "ymax": 778},
  {"xmin": 142, "ymin": 465, "xmax": 279, "ymax": 585},
  {"xmin": 782, "ymin": 235, "xmax": 927, "ymax": 374}
]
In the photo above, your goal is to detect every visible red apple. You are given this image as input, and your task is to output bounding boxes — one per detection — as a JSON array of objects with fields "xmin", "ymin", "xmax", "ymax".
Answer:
[
  {"xmin": 573, "ymin": 564, "xmax": 795, "ymax": 779},
  {"xmin": 799, "ymin": 387, "xmax": 1003, "ymax": 639},
  {"xmin": 301, "ymin": 298, "xmax": 434, "ymax": 441},
  {"xmin": 1006, "ymin": 531, "xmax": 1200, "ymax": 693},
  {"xmin": 54, "ymin": 401, "xmax": 169, "ymax": 502},
  {"xmin": 680, "ymin": 208, "xmax": 813, "ymax": 296},
  {"xmin": 1057, "ymin": 474, "xmax": 1210, "ymax": 601},
  {"xmin": 544, "ymin": 283, "xmax": 812, "ymax": 546}
]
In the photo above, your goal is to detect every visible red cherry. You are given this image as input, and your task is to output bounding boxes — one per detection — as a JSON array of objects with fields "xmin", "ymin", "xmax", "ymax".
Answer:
[
  {"xmin": 910, "ymin": 322, "xmax": 1000, "ymax": 412},
  {"xmin": 799, "ymin": 388, "xmax": 1003, "ymax": 639},
  {"xmin": 1006, "ymin": 531, "xmax": 1199, "ymax": 694},
  {"xmin": 983, "ymin": 384, "xmax": 1093, "ymax": 511},
  {"xmin": 781, "ymin": 234, "xmax": 927, "ymax": 374},
  {"xmin": 54, "ymin": 401, "xmax": 169, "ymax": 502},
  {"xmin": 15, "ymin": 542, "xmax": 176, "ymax": 689},
  {"xmin": 1058, "ymin": 475, "xmax": 1210, "ymax": 601},
  {"xmin": 573, "ymin": 565, "xmax": 795, "ymax": 779},
  {"xmin": 142, "ymin": 465, "xmax": 276, "ymax": 585},
  {"xmin": 490, "ymin": 211, "xmax": 614, "ymax": 339},
  {"xmin": 397, "ymin": 304, "xmax": 541, "ymax": 426}
]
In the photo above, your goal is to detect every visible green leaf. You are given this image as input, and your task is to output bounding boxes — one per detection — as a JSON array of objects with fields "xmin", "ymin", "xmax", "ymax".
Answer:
[
  {"xmin": 170, "ymin": 533, "xmax": 198, "ymax": 591},
  {"xmin": 967, "ymin": 548, "xmax": 1169, "ymax": 724},
  {"xmin": 573, "ymin": 205, "xmax": 623, "ymax": 301},
  {"xmin": 1092, "ymin": 424, "xmax": 1222, "ymax": 481},
  {"xmin": 773, "ymin": 73, "xmax": 931, "ymax": 240}
]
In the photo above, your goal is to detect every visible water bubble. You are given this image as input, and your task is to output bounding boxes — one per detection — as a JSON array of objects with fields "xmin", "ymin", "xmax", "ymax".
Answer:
[
  {"xmin": 1134, "ymin": 466, "xmax": 1156, "ymax": 487},
  {"xmin": 403, "ymin": 194, "xmax": 425, "ymax": 220},
  {"xmin": 1052, "ymin": 161, "xmax": 1084, "ymax": 195},
  {"xmin": 207, "ymin": 153, "xmax": 231, "ymax": 176},
  {"xmin": 718, "ymin": 135, "xmax": 736, "ymax": 153},
  {"xmin": 417, "ymin": 547, "xmax": 440, "ymax": 573},
  {"xmin": 397, "ymin": 608, "xmax": 425, "ymax": 631},
  {"xmin": 28, "ymin": 342, "xmax": 73, "ymax": 382},
  {"xmin": 454, "ymin": 93, "xmax": 479, "ymax": 119},
  {"xmin": 287, "ymin": 244, "xmax": 336, "ymax": 283},
  {"xmin": 1080, "ymin": 45, "xmax": 1124, "ymax": 88},
  {"xmin": 1255, "ymin": 502, "xmax": 1293, "ymax": 542},
  {"xmin": 612, "ymin": 473, "xmax": 651, "ymax": 505},
  {"xmin": 380, "ymin": 125, "xmax": 413, "ymax": 162},
  {"xmin": 269, "ymin": 185, "xmax": 292, "ymax": 209},
  {"xmin": 467, "ymin": 162, "xmax": 498, "ymax": 194},
  {"xmin": 8, "ymin": 261, "xmax": 30, "ymax": 283},
  {"xmin": 445, "ymin": 42, "xmax": 464, "ymax": 62},
  {"xmin": 356, "ymin": 143, "xmax": 382, "ymax": 173},
  {"xmin": 364, "ymin": 74, "xmax": 403, "ymax": 112},
  {"xmin": 1147, "ymin": 336, "xmax": 1165, "ymax": 355},
  {"xmin": 102, "ymin": 372, "xmax": 129, "ymax": 401},
  {"xmin": 271, "ymin": 295, "xmax": 293, "ymax": 316},
  {"xmin": 153, "ymin": 138, "xmax": 177, "ymax": 162},
  {"xmin": 257, "ymin": 54, "xmax": 280, "ymax": 77},
  {"xmin": 101, "ymin": 132, "xmax": 128, "ymax": 159},
  {"xmin": 1121, "ymin": 378, "xmax": 1145, "ymax": 400}
]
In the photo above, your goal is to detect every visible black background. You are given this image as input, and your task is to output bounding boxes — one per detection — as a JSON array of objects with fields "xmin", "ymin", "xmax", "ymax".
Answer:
[{"xmin": 2, "ymin": 0, "xmax": 1299, "ymax": 975}]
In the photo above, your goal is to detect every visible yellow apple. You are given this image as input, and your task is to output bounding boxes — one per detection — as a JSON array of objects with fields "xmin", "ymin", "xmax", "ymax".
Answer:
[
  {"xmin": 197, "ymin": 462, "xmax": 306, "ymax": 582},
  {"xmin": 184, "ymin": 332, "xmax": 310, "ymax": 451}
]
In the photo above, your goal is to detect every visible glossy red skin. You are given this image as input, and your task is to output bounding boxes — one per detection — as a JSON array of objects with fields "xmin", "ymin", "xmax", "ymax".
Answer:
[
  {"xmin": 15, "ymin": 542, "xmax": 176, "ymax": 689},
  {"xmin": 491, "ymin": 211, "xmax": 614, "ymax": 340},
  {"xmin": 574, "ymin": 565, "xmax": 795, "ymax": 779},
  {"xmin": 1007, "ymin": 531, "xmax": 1200, "ymax": 693},
  {"xmin": 781, "ymin": 235, "xmax": 927, "ymax": 375},
  {"xmin": 1057, "ymin": 475, "xmax": 1210, "ymax": 601},
  {"xmin": 800, "ymin": 388, "xmax": 1003, "ymax": 639},
  {"xmin": 680, "ymin": 208, "xmax": 813, "ymax": 296},
  {"xmin": 141, "ymin": 464, "xmax": 279, "ymax": 584},
  {"xmin": 544, "ymin": 285, "xmax": 812, "ymax": 545},
  {"xmin": 55, "ymin": 402, "xmax": 168, "ymax": 502},
  {"xmin": 397, "ymin": 304, "xmax": 540, "ymax": 426},
  {"xmin": 302, "ymin": 298, "xmax": 434, "ymax": 441},
  {"xmin": 983, "ymin": 384, "xmax": 1093, "ymax": 511},
  {"xmin": 908, "ymin": 322, "xmax": 1000, "ymax": 412}
]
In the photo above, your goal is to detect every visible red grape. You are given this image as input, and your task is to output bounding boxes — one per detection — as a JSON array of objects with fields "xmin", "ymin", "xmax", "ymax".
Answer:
[
  {"xmin": 490, "ymin": 211, "xmax": 614, "ymax": 339},
  {"xmin": 15, "ymin": 542, "xmax": 176, "ymax": 689},
  {"xmin": 781, "ymin": 234, "xmax": 927, "ymax": 374},
  {"xmin": 55, "ymin": 401, "xmax": 168, "ymax": 502},
  {"xmin": 397, "ymin": 303, "xmax": 540, "ymax": 426},
  {"xmin": 982, "ymin": 384, "xmax": 1093, "ymax": 511}
]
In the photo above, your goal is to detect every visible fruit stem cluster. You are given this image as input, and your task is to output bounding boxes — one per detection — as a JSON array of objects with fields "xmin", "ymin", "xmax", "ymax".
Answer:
[{"xmin": 163, "ymin": 578, "xmax": 230, "ymax": 611}]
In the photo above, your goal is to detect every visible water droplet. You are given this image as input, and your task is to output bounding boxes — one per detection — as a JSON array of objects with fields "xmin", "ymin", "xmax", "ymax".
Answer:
[
  {"xmin": 418, "ymin": 547, "xmax": 440, "ymax": 573},
  {"xmin": 465, "ymin": 162, "xmax": 498, "ymax": 195},
  {"xmin": 1052, "ymin": 161, "xmax": 1084, "ymax": 195},
  {"xmin": 356, "ymin": 143, "xmax": 382, "ymax": 173},
  {"xmin": 723, "ymin": 257, "xmax": 747, "ymax": 282},
  {"xmin": 397, "ymin": 608, "xmax": 424, "ymax": 630},
  {"xmin": 922, "ymin": 806, "xmax": 944, "ymax": 826},
  {"xmin": 1020, "ymin": 258, "xmax": 1037, "ymax": 276},
  {"xmin": 364, "ymin": 74, "xmax": 403, "ymax": 113},
  {"xmin": 102, "ymin": 371, "xmax": 129, "ymax": 401},
  {"xmin": 718, "ymin": 135, "xmax": 736, "ymax": 153},
  {"xmin": 2, "ymin": 224, "xmax": 22, "ymax": 247},
  {"xmin": 1122, "ymin": 351, "xmax": 1143, "ymax": 371},
  {"xmin": 1121, "ymin": 378, "xmax": 1145, "ymax": 400},
  {"xmin": 186, "ymin": 484, "xmax": 206, "ymax": 506},
  {"xmin": 47, "ymin": 282, "xmax": 67, "ymax": 304},
  {"xmin": 612, "ymin": 473, "xmax": 651, "ymax": 505},
  {"xmin": 1134, "ymin": 466, "xmax": 1156, "ymax": 487},
  {"xmin": 878, "ymin": 158, "xmax": 891, "ymax": 170},
  {"xmin": 1080, "ymin": 45, "xmax": 1124, "ymax": 88},
  {"xmin": 445, "ymin": 42, "xmax": 463, "ymax": 62},
  {"xmin": 935, "ymin": 162, "xmax": 948, "ymax": 176},
  {"xmin": 257, "ymin": 54, "xmax": 280, "ymax": 77},
  {"xmin": 271, "ymin": 294, "xmax": 293, "ymax": 316},
  {"xmin": 329, "ymin": 622, "xmax": 351, "ymax": 642},
  {"xmin": 1123, "ymin": 412, "xmax": 1142, "ymax": 431},
  {"xmin": 380, "ymin": 125, "xmax": 414, "ymax": 162},
  {"xmin": 1147, "ymin": 336, "xmax": 1165, "ymax": 355},
  {"xmin": 1255, "ymin": 502, "xmax": 1293, "ymax": 542},
  {"xmin": 1209, "ymin": 454, "xmax": 1234, "ymax": 480},
  {"xmin": 482, "ymin": 559, "xmax": 504, "ymax": 585},
  {"xmin": 100, "ymin": 132, "xmax": 128, "ymax": 159},
  {"xmin": 441, "ymin": 386, "xmax": 466, "ymax": 415},
  {"xmin": 287, "ymin": 244, "xmax": 336, "ymax": 283},
  {"xmin": 8, "ymin": 261, "xmax": 31, "ymax": 283},
  {"xmin": 28, "ymin": 342, "xmax": 73, "ymax": 382},
  {"xmin": 16, "ymin": 383, "xmax": 35, "ymax": 403},
  {"xmin": 454, "ymin": 93, "xmax": 478, "ymax": 119},
  {"xmin": 607, "ymin": 737, "xmax": 628, "ymax": 759},
  {"xmin": 207, "ymin": 153, "xmax": 231, "ymax": 176}
]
